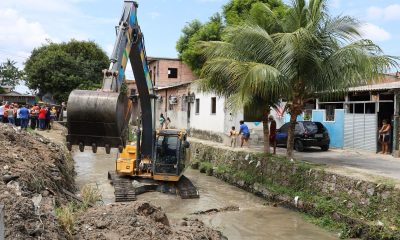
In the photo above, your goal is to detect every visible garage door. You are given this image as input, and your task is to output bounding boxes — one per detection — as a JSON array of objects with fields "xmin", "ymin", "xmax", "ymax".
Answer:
[{"xmin": 344, "ymin": 113, "xmax": 377, "ymax": 152}]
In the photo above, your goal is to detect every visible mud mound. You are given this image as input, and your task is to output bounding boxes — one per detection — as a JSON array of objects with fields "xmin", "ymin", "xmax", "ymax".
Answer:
[
  {"xmin": 0, "ymin": 124, "xmax": 76, "ymax": 239},
  {"xmin": 75, "ymin": 202, "xmax": 225, "ymax": 240}
]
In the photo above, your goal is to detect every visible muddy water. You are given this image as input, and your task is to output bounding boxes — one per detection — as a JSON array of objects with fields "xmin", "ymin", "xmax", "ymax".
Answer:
[{"xmin": 73, "ymin": 149, "xmax": 338, "ymax": 240}]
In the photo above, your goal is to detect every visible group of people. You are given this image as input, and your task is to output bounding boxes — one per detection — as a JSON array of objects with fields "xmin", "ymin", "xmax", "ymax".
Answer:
[
  {"xmin": 0, "ymin": 102, "xmax": 58, "ymax": 131},
  {"xmin": 159, "ymin": 114, "xmax": 171, "ymax": 129},
  {"xmin": 229, "ymin": 116, "xmax": 278, "ymax": 154}
]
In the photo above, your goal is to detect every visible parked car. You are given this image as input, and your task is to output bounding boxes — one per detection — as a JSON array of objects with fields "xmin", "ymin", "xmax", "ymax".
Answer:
[{"xmin": 276, "ymin": 121, "xmax": 330, "ymax": 152}]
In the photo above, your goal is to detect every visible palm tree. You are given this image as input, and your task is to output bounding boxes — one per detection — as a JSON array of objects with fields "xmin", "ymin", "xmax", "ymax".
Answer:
[{"xmin": 199, "ymin": 0, "xmax": 397, "ymax": 157}]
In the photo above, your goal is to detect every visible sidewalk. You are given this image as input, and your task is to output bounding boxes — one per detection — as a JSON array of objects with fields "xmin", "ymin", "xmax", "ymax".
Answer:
[{"xmin": 189, "ymin": 137, "xmax": 400, "ymax": 186}]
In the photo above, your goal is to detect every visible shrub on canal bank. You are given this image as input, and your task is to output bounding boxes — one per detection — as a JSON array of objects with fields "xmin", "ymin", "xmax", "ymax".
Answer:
[{"xmin": 190, "ymin": 140, "xmax": 400, "ymax": 239}]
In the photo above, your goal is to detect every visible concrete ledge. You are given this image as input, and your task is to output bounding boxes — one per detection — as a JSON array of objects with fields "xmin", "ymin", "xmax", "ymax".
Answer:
[{"xmin": 189, "ymin": 140, "xmax": 400, "ymax": 239}]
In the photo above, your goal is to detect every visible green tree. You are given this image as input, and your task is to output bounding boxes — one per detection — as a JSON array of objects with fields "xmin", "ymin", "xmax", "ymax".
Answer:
[
  {"xmin": 0, "ymin": 59, "xmax": 24, "ymax": 90},
  {"xmin": 176, "ymin": 14, "xmax": 224, "ymax": 76},
  {"xmin": 199, "ymin": 0, "xmax": 397, "ymax": 157},
  {"xmin": 24, "ymin": 40, "xmax": 109, "ymax": 103},
  {"xmin": 176, "ymin": 0, "xmax": 287, "ymax": 76},
  {"xmin": 223, "ymin": 0, "xmax": 286, "ymax": 25}
]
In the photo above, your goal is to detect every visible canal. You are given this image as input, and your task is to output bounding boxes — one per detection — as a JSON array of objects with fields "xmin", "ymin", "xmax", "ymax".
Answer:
[{"xmin": 73, "ymin": 149, "xmax": 338, "ymax": 240}]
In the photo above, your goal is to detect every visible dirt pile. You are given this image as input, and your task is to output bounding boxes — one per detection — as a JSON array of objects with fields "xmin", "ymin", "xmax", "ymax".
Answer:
[
  {"xmin": 0, "ymin": 124, "xmax": 75, "ymax": 239},
  {"xmin": 75, "ymin": 201, "xmax": 225, "ymax": 240}
]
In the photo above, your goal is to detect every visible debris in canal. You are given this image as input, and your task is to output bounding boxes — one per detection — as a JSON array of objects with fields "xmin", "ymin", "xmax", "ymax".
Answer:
[
  {"xmin": 191, "ymin": 205, "xmax": 240, "ymax": 215},
  {"xmin": 74, "ymin": 201, "xmax": 225, "ymax": 239}
]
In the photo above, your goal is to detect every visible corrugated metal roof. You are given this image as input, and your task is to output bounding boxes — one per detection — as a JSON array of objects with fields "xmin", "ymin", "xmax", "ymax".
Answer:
[
  {"xmin": 349, "ymin": 81, "xmax": 400, "ymax": 92},
  {"xmin": 155, "ymin": 82, "xmax": 191, "ymax": 91}
]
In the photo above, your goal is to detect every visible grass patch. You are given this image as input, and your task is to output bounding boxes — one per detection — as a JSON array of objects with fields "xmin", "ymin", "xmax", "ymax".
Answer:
[
  {"xmin": 80, "ymin": 184, "xmax": 102, "ymax": 210},
  {"xmin": 303, "ymin": 214, "xmax": 350, "ymax": 239},
  {"xmin": 55, "ymin": 203, "xmax": 75, "ymax": 238},
  {"xmin": 199, "ymin": 162, "xmax": 213, "ymax": 174},
  {"xmin": 56, "ymin": 184, "xmax": 102, "ymax": 238}
]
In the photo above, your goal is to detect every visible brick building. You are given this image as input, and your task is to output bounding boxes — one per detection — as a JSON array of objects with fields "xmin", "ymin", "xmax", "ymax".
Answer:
[
  {"xmin": 148, "ymin": 57, "xmax": 197, "ymax": 88},
  {"xmin": 126, "ymin": 57, "xmax": 198, "ymax": 128},
  {"xmin": 148, "ymin": 57, "xmax": 197, "ymax": 129}
]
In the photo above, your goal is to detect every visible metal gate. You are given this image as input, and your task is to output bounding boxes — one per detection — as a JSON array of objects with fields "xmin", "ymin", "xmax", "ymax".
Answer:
[{"xmin": 344, "ymin": 113, "xmax": 377, "ymax": 152}]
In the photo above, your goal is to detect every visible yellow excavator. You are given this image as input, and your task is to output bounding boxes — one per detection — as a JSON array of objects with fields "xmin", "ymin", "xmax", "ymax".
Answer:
[{"xmin": 66, "ymin": 1, "xmax": 198, "ymax": 201}]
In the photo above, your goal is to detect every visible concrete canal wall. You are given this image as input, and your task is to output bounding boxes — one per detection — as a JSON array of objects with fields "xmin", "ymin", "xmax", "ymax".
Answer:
[{"xmin": 189, "ymin": 140, "xmax": 400, "ymax": 239}]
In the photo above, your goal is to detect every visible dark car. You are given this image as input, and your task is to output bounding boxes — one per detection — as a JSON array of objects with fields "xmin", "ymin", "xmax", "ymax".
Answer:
[{"xmin": 276, "ymin": 121, "xmax": 330, "ymax": 152}]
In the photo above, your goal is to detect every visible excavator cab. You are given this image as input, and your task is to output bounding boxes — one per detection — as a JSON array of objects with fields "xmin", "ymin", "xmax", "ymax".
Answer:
[{"xmin": 153, "ymin": 130, "xmax": 190, "ymax": 181}]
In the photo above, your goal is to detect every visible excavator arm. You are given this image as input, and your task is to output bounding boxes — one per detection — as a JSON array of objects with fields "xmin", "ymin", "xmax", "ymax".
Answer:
[{"xmin": 66, "ymin": 1, "xmax": 154, "ymax": 156}]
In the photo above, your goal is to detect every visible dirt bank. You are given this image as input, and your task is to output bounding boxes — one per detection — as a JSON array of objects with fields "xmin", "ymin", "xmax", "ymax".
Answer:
[
  {"xmin": 0, "ymin": 124, "xmax": 76, "ymax": 239},
  {"xmin": 74, "ymin": 201, "xmax": 224, "ymax": 240}
]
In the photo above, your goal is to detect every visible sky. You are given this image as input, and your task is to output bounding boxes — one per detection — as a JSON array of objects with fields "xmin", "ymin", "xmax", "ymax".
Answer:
[{"xmin": 0, "ymin": 0, "xmax": 399, "ymax": 93}]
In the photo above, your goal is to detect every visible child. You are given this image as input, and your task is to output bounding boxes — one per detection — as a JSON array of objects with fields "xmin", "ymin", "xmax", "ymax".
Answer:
[{"xmin": 229, "ymin": 126, "xmax": 238, "ymax": 148}]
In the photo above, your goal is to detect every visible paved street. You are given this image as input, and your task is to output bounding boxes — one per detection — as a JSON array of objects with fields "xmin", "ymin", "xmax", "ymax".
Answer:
[
  {"xmin": 286, "ymin": 147, "xmax": 400, "ymax": 181},
  {"xmin": 190, "ymin": 137, "xmax": 400, "ymax": 183}
]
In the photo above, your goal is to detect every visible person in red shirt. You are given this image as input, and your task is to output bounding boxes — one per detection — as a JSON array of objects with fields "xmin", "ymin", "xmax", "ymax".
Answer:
[{"xmin": 38, "ymin": 106, "xmax": 47, "ymax": 130}]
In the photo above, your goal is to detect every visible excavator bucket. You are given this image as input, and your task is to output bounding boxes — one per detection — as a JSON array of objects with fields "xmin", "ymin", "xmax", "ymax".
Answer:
[{"xmin": 66, "ymin": 90, "xmax": 132, "ymax": 153}]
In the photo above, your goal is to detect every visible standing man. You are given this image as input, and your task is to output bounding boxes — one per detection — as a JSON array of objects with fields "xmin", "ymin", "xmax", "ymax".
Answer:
[
  {"xmin": 38, "ymin": 106, "xmax": 47, "ymax": 130},
  {"xmin": 0, "ymin": 102, "xmax": 4, "ymax": 123},
  {"xmin": 19, "ymin": 105, "xmax": 29, "ymax": 130},
  {"xmin": 16, "ymin": 105, "xmax": 21, "ymax": 127},
  {"xmin": 7, "ymin": 105, "xmax": 15, "ymax": 125},
  {"xmin": 45, "ymin": 106, "xmax": 51, "ymax": 130},
  {"xmin": 239, "ymin": 120, "xmax": 250, "ymax": 147},
  {"xmin": 30, "ymin": 104, "xmax": 39, "ymax": 129},
  {"xmin": 269, "ymin": 115, "xmax": 277, "ymax": 154}
]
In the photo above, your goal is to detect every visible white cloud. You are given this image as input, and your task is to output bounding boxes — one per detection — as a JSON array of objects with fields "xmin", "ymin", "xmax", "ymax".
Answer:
[
  {"xmin": 359, "ymin": 23, "xmax": 391, "ymax": 42},
  {"xmin": 0, "ymin": 0, "xmax": 76, "ymax": 13},
  {"xmin": 149, "ymin": 11, "xmax": 160, "ymax": 19},
  {"xmin": 367, "ymin": 4, "xmax": 400, "ymax": 21},
  {"xmin": 330, "ymin": 0, "xmax": 341, "ymax": 9},
  {"xmin": 0, "ymin": 9, "xmax": 51, "ymax": 49}
]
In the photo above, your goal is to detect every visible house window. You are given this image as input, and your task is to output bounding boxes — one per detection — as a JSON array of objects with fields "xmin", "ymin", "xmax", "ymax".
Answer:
[
  {"xmin": 195, "ymin": 99, "xmax": 200, "ymax": 114},
  {"xmin": 168, "ymin": 68, "xmax": 178, "ymax": 78},
  {"xmin": 211, "ymin": 97, "xmax": 216, "ymax": 114}
]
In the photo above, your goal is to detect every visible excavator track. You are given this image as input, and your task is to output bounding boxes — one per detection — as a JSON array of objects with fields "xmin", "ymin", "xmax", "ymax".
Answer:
[
  {"xmin": 177, "ymin": 175, "xmax": 200, "ymax": 199},
  {"xmin": 108, "ymin": 172, "xmax": 199, "ymax": 202},
  {"xmin": 108, "ymin": 171, "xmax": 136, "ymax": 202}
]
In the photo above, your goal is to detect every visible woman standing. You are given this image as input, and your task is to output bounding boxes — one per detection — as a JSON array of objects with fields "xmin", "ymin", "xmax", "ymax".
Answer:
[{"xmin": 379, "ymin": 119, "xmax": 391, "ymax": 154}]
